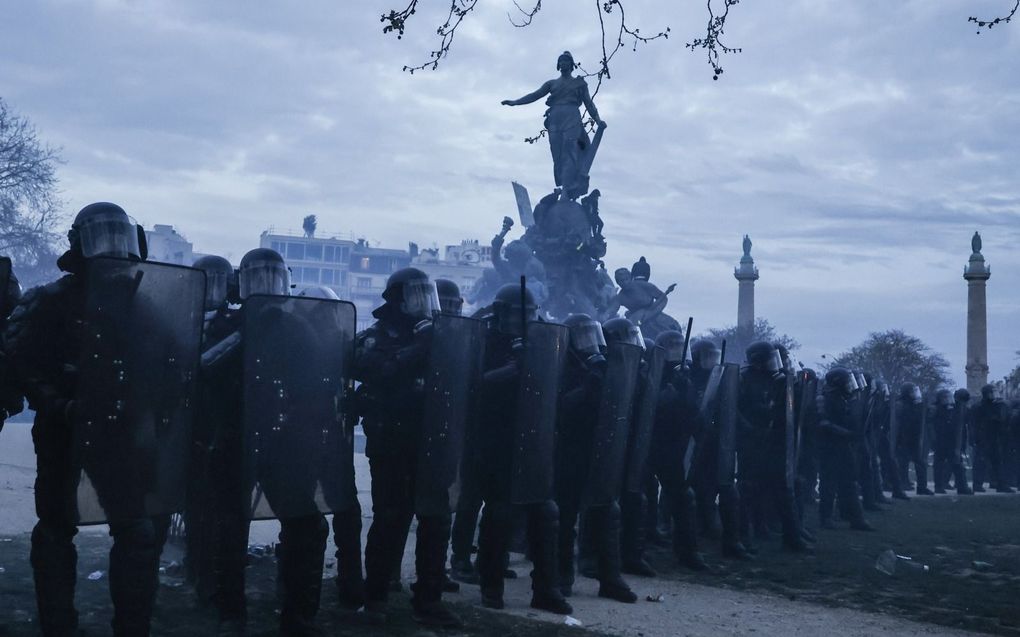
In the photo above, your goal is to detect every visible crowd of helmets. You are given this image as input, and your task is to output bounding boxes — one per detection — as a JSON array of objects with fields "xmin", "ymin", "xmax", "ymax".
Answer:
[{"xmin": 3, "ymin": 202, "xmax": 1020, "ymax": 636}]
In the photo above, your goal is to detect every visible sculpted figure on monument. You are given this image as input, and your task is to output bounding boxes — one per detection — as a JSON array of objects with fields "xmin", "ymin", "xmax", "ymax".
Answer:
[
  {"xmin": 606, "ymin": 257, "xmax": 680, "ymax": 340},
  {"xmin": 502, "ymin": 51, "xmax": 606, "ymax": 201}
]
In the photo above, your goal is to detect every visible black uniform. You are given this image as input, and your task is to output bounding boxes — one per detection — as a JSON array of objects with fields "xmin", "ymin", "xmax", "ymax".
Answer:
[
  {"xmin": 0, "ymin": 262, "xmax": 24, "ymax": 427},
  {"xmin": 874, "ymin": 393, "xmax": 907, "ymax": 498},
  {"xmin": 691, "ymin": 366, "xmax": 746, "ymax": 558},
  {"xmin": 817, "ymin": 386, "xmax": 870, "ymax": 530},
  {"xmin": 895, "ymin": 398, "xmax": 930, "ymax": 494},
  {"xmin": 473, "ymin": 327, "xmax": 570, "ymax": 613},
  {"xmin": 651, "ymin": 364, "xmax": 707, "ymax": 567},
  {"xmin": 930, "ymin": 398, "xmax": 970, "ymax": 494},
  {"xmin": 5, "ymin": 271, "xmax": 170, "ymax": 636},
  {"xmin": 356, "ymin": 305, "xmax": 451, "ymax": 611},
  {"xmin": 737, "ymin": 366, "xmax": 806, "ymax": 549},
  {"xmin": 555, "ymin": 352, "xmax": 635, "ymax": 601},
  {"xmin": 971, "ymin": 396, "xmax": 1013, "ymax": 493}
]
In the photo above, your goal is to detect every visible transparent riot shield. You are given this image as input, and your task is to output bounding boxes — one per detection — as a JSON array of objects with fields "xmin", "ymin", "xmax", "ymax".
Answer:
[
  {"xmin": 583, "ymin": 341, "xmax": 642, "ymax": 507},
  {"xmin": 783, "ymin": 369, "xmax": 797, "ymax": 490},
  {"xmin": 624, "ymin": 346, "xmax": 665, "ymax": 494},
  {"xmin": 242, "ymin": 294, "xmax": 357, "ymax": 520},
  {"xmin": 73, "ymin": 257, "xmax": 205, "ymax": 525},
  {"xmin": 511, "ymin": 321, "xmax": 569, "ymax": 505},
  {"xmin": 715, "ymin": 363, "xmax": 740, "ymax": 487},
  {"xmin": 415, "ymin": 314, "xmax": 486, "ymax": 516}
]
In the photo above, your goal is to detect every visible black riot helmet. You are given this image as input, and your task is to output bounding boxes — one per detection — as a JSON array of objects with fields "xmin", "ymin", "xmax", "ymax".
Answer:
[
  {"xmin": 954, "ymin": 388, "xmax": 971, "ymax": 404},
  {"xmin": 746, "ymin": 341, "xmax": 781, "ymax": 373},
  {"xmin": 981, "ymin": 383, "xmax": 1001, "ymax": 402},
  {"xmin": 564, "ymin": 313, "xmax": 606, "ymax": 359},
  {"xmin": 854, "ymin": 371, "xmax": 868, "ymax": 392},
  {"xmin": 492, "ymin": 282, "xmax": 538, "ymax": 336},
  {"xmin": 690, "ymin": 339, "xmax": 721, "ymax": 370},
  {"xmin": 824, "ymin": 367, "xmax": 855, "ymax": 397},
  {"xmin": 68, "ymin": 202, "xmax": 141, "ymax": 260},
  {"xmin": 602, "ymin": 317, "xmax": 644, "ymax": 349},
  {"xmin": 800, "ymin": 367, "xmax": 818, "ymax": 384},
  {"xmin": 193, "ymin": 255, "xmax": 234, "ymax": 311},
  {"xmin": 382, "ymin": 267, "xmax": 440, "ymax": 320},
  {"xmin": 238, "ymin": 248, "xmax": 290, "ymax": 299},
  {"xmin": 899, "ymin": 382, "xmax": 922, "ymax": 404},
  {"xmin": 655, "ymin": 330, "xmax": 686, "ymax": 364},
  {"xmin": 297, "ymin": 285, "xmax": 340, "ymax": 300},
  {"xmin": 935, "ymin": 388, "xmax": 952, "ymax": 406},
  {"xmin": 435, "ymin": 278, "xmax": 464, "ymax": 316}
]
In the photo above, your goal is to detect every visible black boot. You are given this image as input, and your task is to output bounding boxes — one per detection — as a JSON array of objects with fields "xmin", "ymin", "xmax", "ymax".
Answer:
[
  {"xmin": 592, "ymin": 504, "xmax": 637, "ymax": 603},
  {"xmin": 31, "ymin": 522, "xmax": 80, "ymax": 637},
  {"xmin": 277, "ymin": 516, "xmax": 327, "ymax": 637}
]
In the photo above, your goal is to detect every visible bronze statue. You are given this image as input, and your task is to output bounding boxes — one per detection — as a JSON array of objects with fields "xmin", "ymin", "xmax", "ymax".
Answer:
[
  {"xmin": 742, "ymin": 234, "xmax": 752, "ymax": 259},
  {"xmin": 972, "ymin": 231, "xmax": 982, "ymax": 254},
  {"xmin": 502, "ymin": 51, "xmax": 606, "ymax": 201}
]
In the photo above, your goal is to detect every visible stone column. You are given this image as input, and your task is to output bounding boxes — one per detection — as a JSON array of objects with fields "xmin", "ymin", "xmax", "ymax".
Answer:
[
  {"xmin": 964, "ymin": 231, "xmax": 990, "ymax": 394},
  {"xmin": 734, "ymin": 235, "xmax": 759, "ymax": 339}
]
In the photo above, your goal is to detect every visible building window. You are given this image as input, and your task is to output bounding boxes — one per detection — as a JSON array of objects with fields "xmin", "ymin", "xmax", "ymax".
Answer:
[
  {"xmin": 357, "ymin": 277, "xmax": 372, "ymax": 288},
  {"xmin": 271, "ymin": 241, "xmax": 284, "ymax": 254},
  {"xmin": 286, "ymin": 242, "xmax": 305, "ymax": 261},
  {"xmin": 339, "ymin": 271, "xmax": 348, "ymax": 285},
  {"xmin": 359, "ymin": 257, "xmax": 370, "ymax": 270},
  {"xmin": 305, "ymin": 244, "xmax": 322, "ymax": 261},
  {"xmin": 324, "ymin": 246, "xmax": 335, "ymax": 262},
  {"xmin": 339, "ymin": 247, "xmax": 350, "ymax": 263},
  {"xmin": 304, "ymin": 267, "xmax": 320, "ymax": 283},
  {"xmin": 321, "ymin": 269, "xmax": 333, "ymax": 285}
]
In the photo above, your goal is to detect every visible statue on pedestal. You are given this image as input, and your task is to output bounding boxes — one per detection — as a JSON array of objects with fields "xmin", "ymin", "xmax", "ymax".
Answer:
[{"xmin": 502, "ymin": 51, "xmax": 606, "ymax": 201}]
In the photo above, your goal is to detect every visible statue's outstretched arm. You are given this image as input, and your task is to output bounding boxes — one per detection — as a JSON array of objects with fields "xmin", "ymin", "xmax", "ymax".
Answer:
[{"xmin": 502, "ymin": 81, "xmax": 551, "ymax": 106}]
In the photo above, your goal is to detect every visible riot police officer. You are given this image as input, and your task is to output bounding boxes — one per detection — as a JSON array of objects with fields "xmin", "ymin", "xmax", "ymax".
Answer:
[
  {"xmin": 183, "ymin": 254, "xmax": 236, "ymax": 606},
  {"xmin": 689, "ymin": 340, "xmax": 751, "ymax": 560},
  {"xmin": 355, "ymin": 267, "xmax": 461, "ymax": 627},
  {"xmin": 971, "ymin": 384, "xmax": 1014, "ymax": 493},
  {"xmin": 557, "ymin": 316, "xmax": 638, "ymax": 603},
  {"xmin": 873, "ymin": 380, "xmax": 908, "ymax": 500},
  {"xmin": 650, "ymin": 330, "xmax": 709, "ymax": 568},
  {"xmin": 817, "ymin": 368, "xmax": 873, "ymax": 531},
  {"xmin": 473, "ymin": 283, "xmax": 572, "ymax": 615},
  {"xmin": 737, "ymin": 342, "xmax": 809, "ymax": 552},
  {"xmin": 930, "ymin": 389, "xmax": 956, "ymax": 494},
  {"xmin": 435, "ymin": 278, "xmax": 464, "ymax": 316},
  {"xmin": 4, "ymin": 202, "xmax": 171, "ymax": 636},
  {"xmin": 895, "ymin": 383, "xmax": 932, "ymax": 495},
  {"xmin": 0, "ymin": 257, "xmax": 23, "ymax": 427}
]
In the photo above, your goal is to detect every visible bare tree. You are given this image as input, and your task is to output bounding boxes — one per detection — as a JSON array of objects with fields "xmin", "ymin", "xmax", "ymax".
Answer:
[
  {"xmin": 381, "ymin": 0, "xmax": 738, "ymax": 83},
  {"xmin": 827, "ymin": 330, "xmax": 952, "ymax": 398},
  {"xmin": 302, "ymin": 214, "xmax": 318, "ymax": 238},
  {"xmin": 0, "ymin": 98, "xmax": 64, "ymax": 287},
  {"xmin": 701, "ymin": 317, "xmax": 800, "ymax": 365}
]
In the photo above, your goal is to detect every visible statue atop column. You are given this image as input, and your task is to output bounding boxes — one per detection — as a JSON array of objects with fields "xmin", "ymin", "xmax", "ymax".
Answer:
[{"xmin": 502, "ymin": 51, "xmax": 607, "ymax": 201}]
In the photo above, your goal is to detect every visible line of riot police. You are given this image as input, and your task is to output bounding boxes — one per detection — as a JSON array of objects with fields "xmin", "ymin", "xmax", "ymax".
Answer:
[{"xmin": 4, "ymin": 202, "xmax": 1020, "ymax": 637}]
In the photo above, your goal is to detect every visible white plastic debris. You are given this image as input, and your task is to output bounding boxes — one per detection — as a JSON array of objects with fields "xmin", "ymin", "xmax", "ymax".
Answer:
[
  {"xmin": 564, "ymin": 616, "xmax": 583, "ymax": 627},
  {"xmin": 87, "ymin": 570, "xmax": 104, "ymax": 581}
]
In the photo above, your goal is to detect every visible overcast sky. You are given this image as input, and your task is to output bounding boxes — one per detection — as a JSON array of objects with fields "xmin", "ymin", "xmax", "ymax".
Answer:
[{"xmin": 2, "ymin": 0, "xmax": 1018, "ymax": 383}]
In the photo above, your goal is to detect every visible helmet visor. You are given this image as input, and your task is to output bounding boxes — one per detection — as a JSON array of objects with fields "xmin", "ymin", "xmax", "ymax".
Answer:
[
  {"xmin": 239, "ymin": 260, "xmax": 290, "ymax": 299},
  {"xmin": 615, "ymin": 324, "xmax": 645, "ymax": 349},
  {"xmin": 846, "ymin": 373, "xmax": 859, "ymax": 393},
  {"xmin": 765, "ymin": 349, "xmax": 782, "ymax": 373},
  {"xmin": 402, "ymin": 279, "xmax": 440, "ymax": 320},
  {"xmin": 569, "ymin": 319, "xmax": 606, "ymax": 357},
  {"xmin": 204, "ymin": 269, "xmax": 229, "ymax": 310},
  {"xmin": 439, "ymin": 295, "xmax": 464, "ymax": 316},
  {"xmin": 77, "ymin": 211, "xmax": 140, "ymax": 259},
  {"xmin": 700, "ymin": 348, "xmax": 721, "ymax": 370}
]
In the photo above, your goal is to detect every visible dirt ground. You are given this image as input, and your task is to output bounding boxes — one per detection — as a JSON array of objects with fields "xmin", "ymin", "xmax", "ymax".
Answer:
[
  {"xmin": 0, "ymin": 532, "xmax": 598, "ymax": 637},
  {"xmin": 645, "ymin": 492, "xmax": 1020, "ymax": 636}
]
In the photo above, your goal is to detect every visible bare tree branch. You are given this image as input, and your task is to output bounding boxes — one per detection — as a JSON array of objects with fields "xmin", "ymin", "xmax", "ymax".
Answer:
[
  {"xmin": 969, "ymin": 0, "xmax": 1019, "ymax": 32},
  {"xmin": 0, "ymin": 98, "xmax": 65, "ymax": 284},
  {"xmin": 685, "ymin": 0, "xmax": 743, "ymax": 80},
  {"xmin": 508, "ymin": 0, "xmax": 541, "ymax": 28}
]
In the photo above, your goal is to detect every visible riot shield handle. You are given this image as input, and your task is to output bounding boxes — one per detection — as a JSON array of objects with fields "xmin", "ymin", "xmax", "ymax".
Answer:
[{"xmin": 680, "ymin": 316, "xmax": 694, "ymax": 368}]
